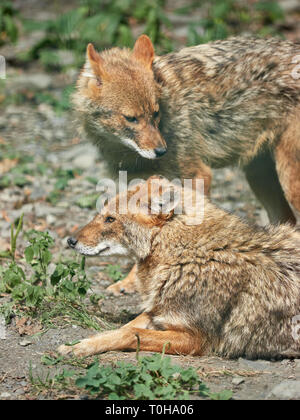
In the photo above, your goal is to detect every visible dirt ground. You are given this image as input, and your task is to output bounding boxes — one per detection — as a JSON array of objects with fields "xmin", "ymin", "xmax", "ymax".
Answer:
[
  {"xmin": 0, "ymin": 92, "xmax": 299, "ymax": 400},
  {"xmin": 0, "ymin": 0, "xmax": 300, "ymax": 401}
]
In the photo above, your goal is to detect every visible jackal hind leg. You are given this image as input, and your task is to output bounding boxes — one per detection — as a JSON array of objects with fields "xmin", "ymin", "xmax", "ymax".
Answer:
[
  {"xmin": 244, "ymin": 148, "xmax": 296, "ymax": 225},
  {"xmin": 275, "ymin": 113, "xmax": 300, "ymax": 222}
]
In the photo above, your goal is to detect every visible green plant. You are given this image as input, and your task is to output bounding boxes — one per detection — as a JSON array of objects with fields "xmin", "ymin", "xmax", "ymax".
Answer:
[
  {"xmin": 0, "ymin": 213, "xmax": 23, "ymax": 260},
  {"xmin": 21, "ymin": 0, "xmax": 173, "ymax": 69},
  {"xmin": 75, "ymin": 347, "xmax": 232, "ymax": 400},
  {"xmin": 0, "ymin": 168, "xmax": 31, "ymax": 188},
  {"xmin": 24, "ymin": 230, "xmax": 54, "ymax": 286},
  {"xmin": 106, "ymin": 264, "xmax": 125, "ymax": 283},
  {"xmin": 186, "ymin": 0, "xmax": 284, "ymax": 46},
  {"xmin": 34, "ymin": 85, "xmax": 76, "ymax": 114},
  {"xmin": 47, "ymin": 167, "xmax": 77, "ymax": 205},
  {"xmin": 0, "ymin": 1, "xmax": 19, "ymax": 45},
  {"xmin": 29, "ymin": 361, "xmax": 76, "ymax": 394},
  {"xmin": 0, "ymin": 230, "xmax": 89, "ymax": 308},
  {"xmin": 255, "ymin": 1, "xmax": 284, "ymax": 23},
  {"xmin": 75, "ymin": 193, "xmax": 99, "ymax": 209},
  {"xmin": 50, "ymin": 257, "xmax": 90, "ymax": 300}
]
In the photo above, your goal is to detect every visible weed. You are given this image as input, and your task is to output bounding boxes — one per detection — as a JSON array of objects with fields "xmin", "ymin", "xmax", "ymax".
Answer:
[
  {"xmin": 28, "ymin": 348, "xmax": 233, "ymax": 400},
  {"xmin": 186, "ymin": 0, "xmax": 284, "ymax": 46},
  {"xmin": 34, "ymin": 85, "xmax": 76, "ymax": 114},
  {"xmin": 75, "ymin": 193, "xmax": 99, "ymax": 209},
  {"xmin": 21, "ymin": 0, "xmax": 173, "ymax": 70},
  {"xmin": 0, "ymin": 1, "xmax": 19, "ymax": 46},
  {"xmin": 0, "ymin": 151, "xmax": 34, "ymax": 189},
  {"xmin": 47, "ymin": 168, "xmax": 78, "ymax": 205},
  {"xmin": 29, "ymin": 361, "xmax": 76, "ymax": 395},
  {"xmin": 0, "ymin": 218, "xmax": 106, "ymax": 331},
  {"xmin": 75, "ymin": 348, "xmax": 232, "ymax": 400},
  {"xmin": 105, "ymin": 264, "xmax": 125, "ymax": 283}
]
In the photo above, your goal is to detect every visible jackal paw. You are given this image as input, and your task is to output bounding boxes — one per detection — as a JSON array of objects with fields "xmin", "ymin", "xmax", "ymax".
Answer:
[
  {"xmin": 57, "ymin": 340, "xmax": 91, "ymax": 357},
  {"xmin": 106, "ymin": 279, "xmax": 136, "ymax": 296},
  {"xmin": 58, "ymin": 334, "xmax": 111, "ymax": 357},
  {"xmin": 57, "ymin": 340, "xmax": 93, "ymax": 358}
]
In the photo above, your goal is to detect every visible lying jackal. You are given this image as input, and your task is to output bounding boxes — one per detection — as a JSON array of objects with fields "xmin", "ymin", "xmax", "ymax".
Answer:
[{"xmin": 60, "ymin": 177, "xmax": 300, "ymax": 359}]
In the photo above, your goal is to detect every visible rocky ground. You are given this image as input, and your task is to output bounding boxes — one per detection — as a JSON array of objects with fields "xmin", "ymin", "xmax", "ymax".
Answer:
[
  {"xmin": 0, "ymin": 69, "xmax": 299, "ymax": 400},
  {"xmin": 0, "ymin": 0, "xmax": 300, "ymax": 401}
]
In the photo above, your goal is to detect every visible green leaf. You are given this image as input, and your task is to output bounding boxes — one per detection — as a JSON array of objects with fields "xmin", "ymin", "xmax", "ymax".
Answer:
[
  {"xmin": 41, "ymin": 249, "xmax": 52, "ymax": 266},
  {"xmin": 210, "ymin": 389, "xmax": 233, "ymax": 400},
  {"xmin": 24, "ymin": 246, "xmax": 34, "ymax": 263},
  {"xmin": 64, "ymin": 340, "xmax": 81, "ymax": 347},
  {"xmin": 75, "ymin": 193, "xmax": 99, "ymax": 209}
]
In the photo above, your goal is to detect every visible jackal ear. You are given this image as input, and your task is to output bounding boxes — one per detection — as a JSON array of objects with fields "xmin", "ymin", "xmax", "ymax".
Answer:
[
  {"xmin": 151, "ymin": 189, "xmax": 180, "ymax": 216},
  {"xmin": 132, "ymin": 35, "xmax": 155, "ymax": 70},
  {"xmin": 84, "ymin": 43, "xmax": 107, "ymax": 80}
]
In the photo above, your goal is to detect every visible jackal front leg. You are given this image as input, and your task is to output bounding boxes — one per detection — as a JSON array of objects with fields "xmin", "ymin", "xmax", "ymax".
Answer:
[{"xmin": 106, "ymin": 264, "xmax": 137, "ymax": 296}]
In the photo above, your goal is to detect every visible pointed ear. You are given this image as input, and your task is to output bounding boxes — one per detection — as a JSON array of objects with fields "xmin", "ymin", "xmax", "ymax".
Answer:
[
  {"xmin": 151, "ymin": 189, "xmax": 180, "ymax": 217},
  {"xmin": 84, "ymin": 43, "xmax": 107, "ymax": 80},
  {"xmin": 132, "ymin": 35, "xmax": 155, "ymax": 70}
]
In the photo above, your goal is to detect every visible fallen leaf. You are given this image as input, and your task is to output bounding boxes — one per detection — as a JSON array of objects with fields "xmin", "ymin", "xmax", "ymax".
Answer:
[
  {"xmin": 70, "ymin": 224, "xmax": 79, "ymax": 234},
  {"xmin": 16, "ymin": 317, "xmax": 42, "ymax": 336},
  {"xmin": 0, "ymin": 158, "xmax": 18, "ymax": 175},
  {"xmin": 1, "ymin": 210, "xmax": 10, "ymax": 223},
  {"xmin": 56, "ymin": 226, "xmax": 67, "ymax": 238},
  {"xmin": 0, "ymin": 237, "xmax": 10, "ymax": 251}
]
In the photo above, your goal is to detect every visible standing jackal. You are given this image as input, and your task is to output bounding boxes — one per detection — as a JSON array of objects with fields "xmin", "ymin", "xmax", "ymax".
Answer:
[{"xmin": 74, "ymin": 35, "xmax": 300, "ymax": 224}]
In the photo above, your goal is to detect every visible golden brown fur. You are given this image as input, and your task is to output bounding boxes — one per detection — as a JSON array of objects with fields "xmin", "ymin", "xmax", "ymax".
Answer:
[
  {"xmin": 73, "ymin": 35, "xmax": 300, "ymax": 225},
  {"xmin": 59, "ymin": 177, "xmax": 300, "ymax": 359}
]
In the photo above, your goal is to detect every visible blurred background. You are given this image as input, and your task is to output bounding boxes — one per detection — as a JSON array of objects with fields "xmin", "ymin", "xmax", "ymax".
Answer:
[{"xmin": 0, "ymin": 0, "xmax": 299, "ymax": 111}]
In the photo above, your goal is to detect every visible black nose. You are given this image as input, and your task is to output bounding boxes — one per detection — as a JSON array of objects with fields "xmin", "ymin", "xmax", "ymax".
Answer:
[
  {"xmin": 154, "ymin": 147, "xmax": 167, "ymax": 157},
  {"xmin": 67, "ymin": 237, "xmax": 78, "ymax": 248}
]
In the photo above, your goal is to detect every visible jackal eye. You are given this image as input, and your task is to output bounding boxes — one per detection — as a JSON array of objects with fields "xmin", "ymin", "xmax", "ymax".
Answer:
[
  {"xmin": 104, "ymin": 216, "xmax": 115, "ymax": 223},
  {"xmin": 123, "ymin": 115, "xmax": 138, "ymax": 124}
]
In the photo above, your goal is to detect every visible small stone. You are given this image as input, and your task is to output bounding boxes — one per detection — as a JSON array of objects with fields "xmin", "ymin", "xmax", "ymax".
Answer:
[
  {"xmin": 30, "ymin": 187, "xmax": 46, "ymax": 201},
  {"xmin": 56, "ymin": 50, "xmax": 76, "ymax": 67},
  {"xmin": 232, "ymin": 377, "xmax": 245, "ymax": 386},
  {"xmin": 34, "ymin": 204, "xmax": 65, "ymax": 218},
  {"xmin": 11, "ymin": 73, "xmax": 52, "ymax": 91},
  {"xmin": 268, "ymin": 380, "xmax": 300, "ymax": 400},
  {"xmin": 0, "ymin": 392, "xmax": 11, "ymax": 399},
  {"xmin": 19, "ymin": 339, "xmax": 32, "ymax": 347},
  {"xmin": 46, "ymin": 214, "xmax": 57, "ymax": 225},
  {"xmin": 73, "ymin": 153, "xmax": 96, "ymax": 170},
  {"xmin": 238, "ymin": 358, "xmax": 271, "ymax": 371},
  {"xmin": 0, "ymin": 316, "xmax": 7, "ymax": 340},
  {"xmin": 14, "ymin": 389, "xmax": 25, "ymax": 396}
]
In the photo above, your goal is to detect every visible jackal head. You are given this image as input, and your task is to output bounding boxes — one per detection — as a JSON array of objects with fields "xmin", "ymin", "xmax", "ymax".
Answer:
[
  {"xmin": 74, "ymin": 35, "xmax": 167, "ymax": 159},
  {"xmin": 67, "ymin": 177, "xmax": 180, "ymax": 259}
]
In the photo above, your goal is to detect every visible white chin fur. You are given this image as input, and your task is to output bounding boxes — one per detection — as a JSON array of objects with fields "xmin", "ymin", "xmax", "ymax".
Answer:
[
  {"xmin": 121, "ymin": 138, "xmax": 156, "ymax": 159},
  {"xmin": 76, "ymin": 240, "xmax": 129, "ymax": 257}
]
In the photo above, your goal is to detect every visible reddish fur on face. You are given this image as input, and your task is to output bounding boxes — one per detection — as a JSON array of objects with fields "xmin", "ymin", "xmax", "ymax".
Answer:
[
  {"xmin": 75, "ymin": 36, "xmax": 166, "ymax": 155},
  {"xmin": 74, "ymin": 177, "xmax": 174, "ymax": 248}
]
